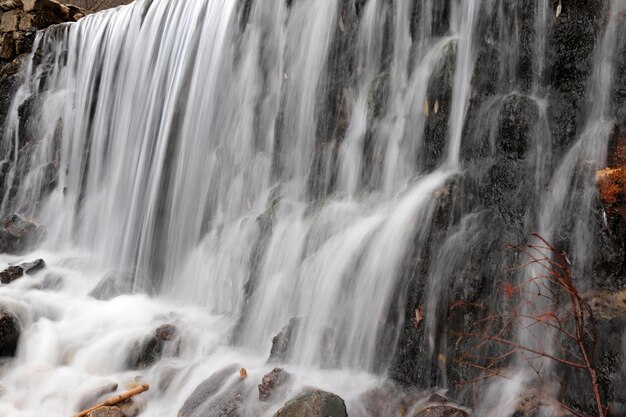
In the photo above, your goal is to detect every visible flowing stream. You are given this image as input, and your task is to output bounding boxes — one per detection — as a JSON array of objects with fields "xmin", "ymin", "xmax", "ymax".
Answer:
[{"xmin": 0, "ymin": 0, "xmax": 624, "ymax": 416}]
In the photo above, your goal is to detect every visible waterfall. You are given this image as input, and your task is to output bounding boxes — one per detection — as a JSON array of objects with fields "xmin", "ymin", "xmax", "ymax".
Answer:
[{"xmin": 0, "ymin": 0, "xmax": 624, "ymax": 416}]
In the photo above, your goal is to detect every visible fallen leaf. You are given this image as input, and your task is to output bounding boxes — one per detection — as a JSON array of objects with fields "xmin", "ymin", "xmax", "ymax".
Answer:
[
  {"xmin": 239, "ymin": 368, "xmax": 248, "ymax": 379},
  {"xmin": 423, "ymin": 100, "xmax": 430, "ymax": 116},
  {"xmin": 556, "ymin": 1, "xmax": 562, "ymax": 18},
  {"xmin": 434, "ymin": 99, "xmax": 439, "ymax": 114},
  {"xmin": 411, "ymin": 306, "xmax": 424, "ymax": 329}
]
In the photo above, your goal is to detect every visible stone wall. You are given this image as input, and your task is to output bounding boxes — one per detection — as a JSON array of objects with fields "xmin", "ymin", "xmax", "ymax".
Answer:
[{"xmin": 0, "ymin": 0, "xmax": 82, "ymax": 78}]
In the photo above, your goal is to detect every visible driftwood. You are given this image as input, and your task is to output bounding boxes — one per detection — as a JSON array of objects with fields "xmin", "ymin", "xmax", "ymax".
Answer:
[{"xmin": 72, "ymin": 384, "xmax": 149, "ymax": 417}]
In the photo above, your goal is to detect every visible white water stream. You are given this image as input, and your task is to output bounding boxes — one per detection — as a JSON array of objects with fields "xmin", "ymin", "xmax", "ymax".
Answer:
[{"xmin": 0, "ymin": 0, "xmax": 623, "ymax": 416}]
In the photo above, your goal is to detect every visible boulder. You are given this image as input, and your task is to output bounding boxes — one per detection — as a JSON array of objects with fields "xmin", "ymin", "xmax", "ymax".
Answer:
[
  {"xmin": 0, "ymin": 309, "xmax": 19, "ymax": 356},
  {"xmin": 412, "ymin": 405, "xmax": 470, "ymax": 417},
  {"xmin": 0, "ymin": 213, "xmax": 41, "ymax": 253},
  {"xmin": 353, "ymin": 385, "xmax": 453, "ymax": 417},
  {"xmin": 126, "ymin": 323, "xmax": 177, "ymax": 369},
  {"xmin": 86, "ymin": 406, "xmax": 124, "ymax": 417},
  {"xmin": 155, "ymin": 323, "xmax": 176, "ymax": 341},
  {"xmin": 0, "ymin": 9, "xmax": 22, "ymax": 32},
  {"xmin": 20, "ymin": 258, "xmax": 44, "ymax": 273},
  {"xmin": 0, "ymin": 258, "xmax": 45, "ymax": 284},
  {"xmin": 117, "ymin": 399, "xmax": 143, "ymax": 417},
  {"xmin": 268, "ymin": 318, "xmax": 300, "ymax": 362},
  {"xmin": 22, "ymin": 0, "xmax": 66, "ymax": 15},
  {"xmin": 0, "ymin": 33, "xmax": 14, "ymax": 59},
  {"xmin": 258, "ymin": 368, "xmax": 291, "ymax": 402},
  {"xmin": 0, "ymin": 265, "xmax": 22, "ymax": 284},
  {"xmin": 178, "ymin": 365, "xmax": 240, "ymax": 417},
  {"xmin": 76, "ymin": 382, "xmax": 119, "ymax": 413},
  {"xmin": 274, "ymin": 390, "xmax": 347, "ymax": 417},
  {"xmin": 0, "ymin": 0, "xmax": 22, "ymax": 11}
]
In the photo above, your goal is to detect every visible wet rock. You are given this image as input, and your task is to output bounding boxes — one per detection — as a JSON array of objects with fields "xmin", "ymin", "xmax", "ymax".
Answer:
[
  {"xmin": 0, "ymin": 309, "xmax": 19, "ymax": 356},
  {"xmin": 178, "ymin": 365, "xmax": 240, "ymax": 417},
  {"xmin": 268, "ymin": 317, "xmax": 300, "ymax": 362},
  {"xmin": 76, "ymin": 383, "xmax": 118, "ymax": 413},
  {"xmin": 20, "ymin": 258, "xmax": 44, "ymax": 273},
  {"xmin": 412, "ymin": 405, "xmax": 470, "ymax": 417},
  {"xmin": 89, "ymin": 271, "xmax": 134, "ymax": 300},
  {"xmin": 274, "ymin": 390, "xmax": 347, "ymax": 417},
  {"xmin": 0, "ymin": 213, "xmax": 41, "ymax": 254},
  {"xmin": 127, "ymin": 324, "xmax": 177, "ymax": 369},
  {"xmin": 0, "ymin": 265, "xmax": 22, "ymax": 284},
  {"xmin": 353, "ymin": 384, "xmax": 454, "ymax": 417},
  {"xmin": 117, "ymin": 399, "xmax": 143, "ymax": 417},
  {"xmin": 0, "ymin": 258, "xmax": 45, "ymax": 284},
  {"xmin": 86, "ymin": 406, "xmax": 124, "ymax": 417},
  {"xmin": 549, "ymin": 0, "xmax": 605, "ymax": 148},
  {"xmin": 155, "ymin": 323, "xmax": 176, "ymax": 341},
  {"xmin": 258, "ymin": 368, "xmax": 291, "ymax": 402},
  {"xmin": 127, "ymin": 336, "xmax": 162, "ymax": 370},
  {"xmin": 559, "ymin": 291, "xmax": 626, "ymax": 417}
]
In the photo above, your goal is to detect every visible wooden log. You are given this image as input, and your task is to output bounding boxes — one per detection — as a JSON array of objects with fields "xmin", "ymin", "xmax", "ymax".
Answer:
[{"xmin": 72, "ymin": 384, "xmax": 149, "ymax": 417}]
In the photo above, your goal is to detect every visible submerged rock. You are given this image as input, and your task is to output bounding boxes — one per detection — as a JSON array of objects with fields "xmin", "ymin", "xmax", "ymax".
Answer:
[
  {"xmin": 274, "ymin": 390, "xmax": 347, "ymax": 417},
  {"xmin": 0, "ymin": 309, "xmax": 19, "ymax": 356},
  {"xmin": 258, "ymin": 368, "xmax": 291, "ymax": 402},
  {"xmin": 41, "ymin": 272, "xmax": 63, "ymax": 290},
  {"xmin": 89, "ymin": 271, "xmax": 135, "ymax": 300},
  {"xmin": 178, "ymin": 365, "xmax": 240, "ymax": 417}
]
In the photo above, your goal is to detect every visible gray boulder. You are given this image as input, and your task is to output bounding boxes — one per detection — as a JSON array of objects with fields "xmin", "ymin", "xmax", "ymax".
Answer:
[{"xmin": 274, "ymin": 390, "xmax": 347, "ymax": 417}]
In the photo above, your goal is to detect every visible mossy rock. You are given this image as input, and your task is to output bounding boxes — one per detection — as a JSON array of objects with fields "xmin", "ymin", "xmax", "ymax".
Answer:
[{"xmin": 274, "ymin": 389, "xmax": 347, "ymax": 417}]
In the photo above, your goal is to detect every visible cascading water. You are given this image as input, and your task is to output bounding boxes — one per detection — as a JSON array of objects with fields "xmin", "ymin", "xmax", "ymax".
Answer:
[{"xmin": 0, "ymin": 0, "xmax": 624, "ymax": 416}]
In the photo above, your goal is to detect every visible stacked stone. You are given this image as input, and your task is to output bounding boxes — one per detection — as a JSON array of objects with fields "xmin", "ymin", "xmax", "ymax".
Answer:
[{"xmin": 0, "ymin": 0, "xmax": 83, "ymax": 69}]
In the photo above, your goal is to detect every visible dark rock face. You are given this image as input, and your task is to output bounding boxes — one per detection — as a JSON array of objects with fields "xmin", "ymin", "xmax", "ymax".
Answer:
[
  {"xmin": 0, "ymin": 0, "xmax": 81, "ymax": 225},
  {"xmin": 558, "ymin": 292, "xmax": 626, "ymax": 417},
  {"xmin": 0, "ymin": 309, "xmax": 19, "ymax": 356},
  {"xmin": 548, "ymin": 0, "xmax": 605, "ymax": 149},
  {"xmin": 258, "ymin": 368, "xmax": 291, "ymax": 402},
  {"xmin": 274, "ymin": 390, "xmax": 347, "ymax": 417}
]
